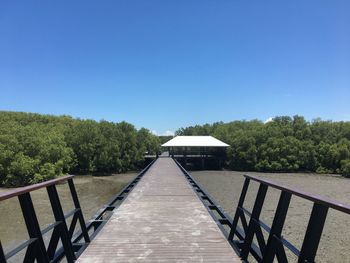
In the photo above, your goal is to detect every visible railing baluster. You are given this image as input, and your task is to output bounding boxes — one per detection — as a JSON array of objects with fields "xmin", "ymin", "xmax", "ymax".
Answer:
[
  {"xmin": 0, "ymin": 241, "xmax": 6, "ymax": 263},
  {"xmin": 47, "ymin": 185, "xmax": 75, "ymax": 262},
  {"xmin": 298, "ymin": 203, "xmax": 329, "ymax": 263},
  {"xmin": 68, "ymin": 214, "xmax": 79, "ymax": 238},
  {"xmin": 68, "ymin": 179, "xmax": 90, "ymax": 243},
  {"xmin": 276, "ymin": 242, "xmax": 288, "ymax": 263},
  {"xmin": 18, "ymin": 193, "xmax": 49, "ymax": 263},
  {"xmin": 263, "ymin": 191, "xmax": 292, "ymax": 263},
  {"xmin": 23, "ymin": 242, "xmax": 38, "ymax": 263},
  {"xmin": 255, "ymin": 223, "xmax": 267, "ymax": 253},
  {"xmin": 46, "ymin": 226, "xmax": 61, "ymax": 259},
  {"xmin": 229, "ymin": 177, "xmax": 250, "ymax": 241},
  {"xmin": 240, "ymin": 183, "xmax": 268, "ymax": 260}
]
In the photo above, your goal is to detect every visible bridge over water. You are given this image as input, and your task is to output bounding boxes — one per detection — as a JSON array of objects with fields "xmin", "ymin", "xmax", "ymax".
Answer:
[{"xmin": 1, "ymin": 157, "xmax": 350, "ymax": 263}]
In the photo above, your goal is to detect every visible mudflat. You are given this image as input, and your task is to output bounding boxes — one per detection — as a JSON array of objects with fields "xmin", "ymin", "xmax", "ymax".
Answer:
[{"xmin": 191, "ymin": 171, "xmax": 350, "ymax": 263}]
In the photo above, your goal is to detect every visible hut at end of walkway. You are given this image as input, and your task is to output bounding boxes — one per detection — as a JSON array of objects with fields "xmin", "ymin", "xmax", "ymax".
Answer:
[{"xmin": 161, "ymin": 136, "xmax": 229, "ymax": 170}]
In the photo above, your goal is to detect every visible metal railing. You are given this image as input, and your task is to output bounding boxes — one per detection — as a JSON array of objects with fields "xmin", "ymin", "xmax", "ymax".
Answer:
[
  {"xmin": 230, "ymin": 175, "xmax": 350, "ymax": 263},
  {"xmin": 0, "ymin": 159, "xmax": 155, "ymax": 263},
  {"xmin": 3, "ymin": 158, "xmax": 349, "ymax": 263},
  {"xmin": 0, "ymin": 175, "xmax": 89, "ymax": 263},
  {"xmin": 174, "ymin": 159, "xmax": 350, "ymax": 263}
]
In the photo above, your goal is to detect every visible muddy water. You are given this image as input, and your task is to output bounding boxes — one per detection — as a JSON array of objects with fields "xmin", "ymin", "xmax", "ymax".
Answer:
[
  {"xmin": 191, "ymin": 171, "xmax": 350, "ymax": 263},
  {"xmin": 0, "ymin": 172, "xmax": 136, "ymax": 256}
]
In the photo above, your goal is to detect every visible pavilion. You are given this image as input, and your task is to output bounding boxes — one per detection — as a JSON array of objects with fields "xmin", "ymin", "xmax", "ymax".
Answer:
[{"xmin": 161, "ymin": 136, "xmax": 229, "ymax": 169}]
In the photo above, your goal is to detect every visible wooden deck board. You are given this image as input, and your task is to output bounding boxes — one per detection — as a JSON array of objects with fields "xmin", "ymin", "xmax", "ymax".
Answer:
[{"xmin": 77, "ymin": 158, "xmax": 240, "ymax": 262}]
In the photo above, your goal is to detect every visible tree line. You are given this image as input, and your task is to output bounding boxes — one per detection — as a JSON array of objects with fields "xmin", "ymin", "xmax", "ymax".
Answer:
[
  {"xmin": 2, "ymin": 112, "xmax": 349, "ymax": 187},
  {"xmin": 176, "ymin": 116, "xmax": 350, "ymax": 177},
  {"xmin": 0, "ymin": 111, "xmax": 160, "ymax": 186}
]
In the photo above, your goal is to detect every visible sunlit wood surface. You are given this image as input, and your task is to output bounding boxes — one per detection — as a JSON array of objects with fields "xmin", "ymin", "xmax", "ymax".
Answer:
[{"xmin": 77, "ymin": 158, "xmax": 240, "ymax": 262}]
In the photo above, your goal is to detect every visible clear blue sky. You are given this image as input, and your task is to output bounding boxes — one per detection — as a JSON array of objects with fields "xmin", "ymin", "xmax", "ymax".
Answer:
[{"xmin": 1, "ymin": 1, "xmax": 349, "ymax": 135}]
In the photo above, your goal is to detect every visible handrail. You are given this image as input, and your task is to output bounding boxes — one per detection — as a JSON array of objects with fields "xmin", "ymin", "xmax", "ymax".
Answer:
[
  {"xmin": 0, "ymin": 174, "xmax": 89, "ymax": 263},
  {"xmin": 245, "ymin": 175, "xmax": 350, "ymax": 214},
  {"xmin": 0, "ymin": 175, "xmax": 74, "ymax": 201},
  {"xmin": 0, "ymin": 159, "xmax": 156, "ymax": 263},
  {"xmin": 174, "ymin": 158, "xmax": 350, "ymax": 263},
  {"xmin": 229, "ymin": 175, "xmax": 350, "ymax": 262}
]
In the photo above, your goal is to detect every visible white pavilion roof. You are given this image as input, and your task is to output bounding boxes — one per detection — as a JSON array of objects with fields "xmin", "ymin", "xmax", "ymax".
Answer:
[{"xmin": 161, "ymin": 136, "xmax": 229, "ymax": 147}]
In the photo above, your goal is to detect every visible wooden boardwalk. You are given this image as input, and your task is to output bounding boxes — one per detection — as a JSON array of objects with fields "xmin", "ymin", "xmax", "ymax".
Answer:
[{"xmin": 77, "ymin": 158, "xmax": 240, "ymax": 262}]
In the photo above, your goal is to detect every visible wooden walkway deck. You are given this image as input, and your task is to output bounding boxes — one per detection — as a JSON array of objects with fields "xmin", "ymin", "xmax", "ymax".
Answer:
[{"xmin": 77, "ymin": 158, "xmax": 240, "ymax": 262}]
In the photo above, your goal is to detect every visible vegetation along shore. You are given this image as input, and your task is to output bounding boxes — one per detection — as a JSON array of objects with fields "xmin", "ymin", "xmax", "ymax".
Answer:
[
  {"xmin": 0, "ymin": 111, "xmax": 160, "ymax": 186},
  {"xmin": 1, "ymin": 111, "xmax": 350, "ymax": 187},
  {"xmin": 176, "ymin": 116, "xmax": 350, "ymax": 176}
]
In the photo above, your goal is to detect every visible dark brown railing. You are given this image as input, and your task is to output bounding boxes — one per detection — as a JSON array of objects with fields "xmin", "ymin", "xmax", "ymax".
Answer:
[
  {"xmin": 229, "ymin": 175, "xmax": 350, "ymax": 263},
  {"xmin": 174, "ymin": 159, "xmax": 350, "ymax": 263},
  {"xmin": 0, "ymin": 158, "xmax": 156, "ymax": 263},
  {"xmin": 0, "ymin": 175, "xmax": 90, "ymax": 263}
]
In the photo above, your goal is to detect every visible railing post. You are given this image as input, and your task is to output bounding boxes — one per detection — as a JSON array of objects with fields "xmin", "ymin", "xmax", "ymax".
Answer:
[
  {"xmin": 68, "ymin": 179, "xmax": 90, "ymax": 243},
  {"xmin": 18, "ymin": 193, "xmax": 50, "ymax": 263},
  {"xmin": 263, "ymin": 191, "xmax": 292, "ymax": 263},
  {"xmin": 47, "ymin": 185, "xmax": 76, "ymax": 262},
  {"xmin": 0, "ymin": 241, "xmax": 6, "ymax": 263},
  {"xmin": 240, "ymin": 183, "xmax": 268, "ymax": 260},
  {"xmin": 229, "ymin": 177, "xmax": 250, "ymax": 241},
  {"xmin": 298, "ymin": 203, "xmax": 328, "ymax": 263}
]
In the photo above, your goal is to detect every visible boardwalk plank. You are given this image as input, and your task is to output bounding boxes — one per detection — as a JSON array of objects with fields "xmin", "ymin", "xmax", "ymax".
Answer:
[{"xmin": 77, "ymin": 158, "xmax": 241, "ymax": 262}]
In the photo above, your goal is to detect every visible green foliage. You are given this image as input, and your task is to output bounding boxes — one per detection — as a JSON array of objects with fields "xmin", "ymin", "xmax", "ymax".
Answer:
[
  {"xmin": 6, "ymin": 153, "xmax": 37, "ymax": 186},
  {"xmin": 340, "ymin": 160, "xmax": 350, "ymax": 177},
  {"xmin": 158, "ymin": 135, "xmax": 174, "ymax": 145},
  {"xmin": 137, "ymin": 128, "xmax": 161, "ymax": 158},
  {"xmin": 176, "ymin": 115, "xmax": 350, "ymax": 176},
  {"xmin": 0, "ymin": 111, "xmax": 160, "ymax": 186}
]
